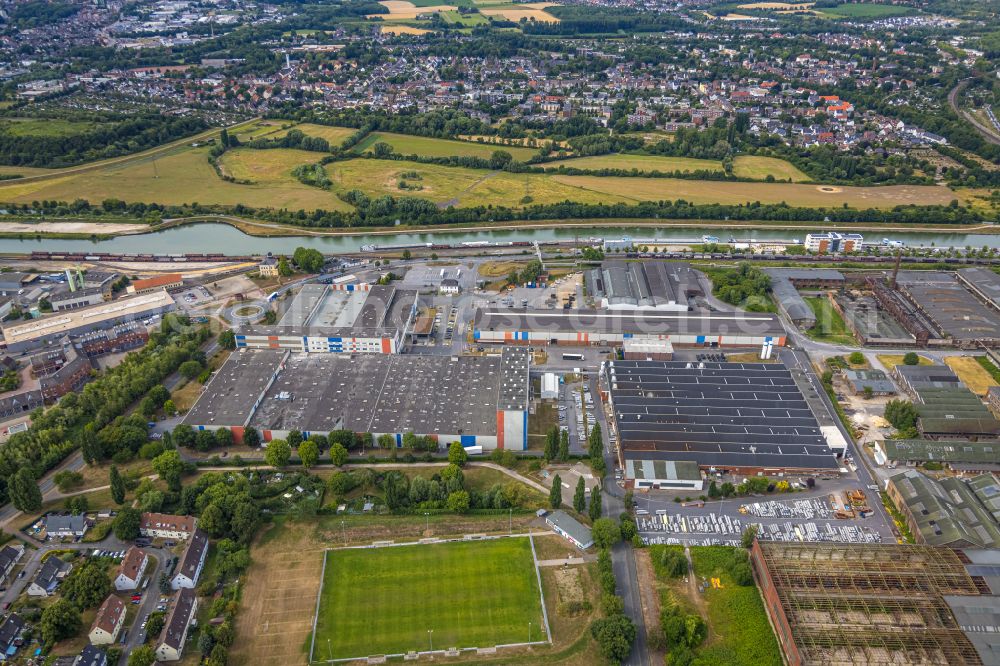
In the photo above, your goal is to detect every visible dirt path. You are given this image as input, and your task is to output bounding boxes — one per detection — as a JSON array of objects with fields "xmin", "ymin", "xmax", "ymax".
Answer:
[
  {"xmin": 437, "ymin": 170, "xmax": 500, "ymax": 209},
  {"xmin": 634, "ymin": 548, "xmax": 663, "ymax": 665}
]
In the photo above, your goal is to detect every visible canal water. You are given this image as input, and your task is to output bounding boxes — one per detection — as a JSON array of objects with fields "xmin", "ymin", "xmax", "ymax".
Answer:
[{"xmin": 0, "ymin": 222, "xmax": 998, "ymax": 256}]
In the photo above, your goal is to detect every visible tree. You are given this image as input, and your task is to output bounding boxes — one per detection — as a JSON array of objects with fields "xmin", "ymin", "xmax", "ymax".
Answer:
[
  {"xmin": 590, "ymin": 614, "xmax": 636, "ymax": 663},
  {"xmin": 558, "ymin": 429, "xmax": 570, "ymax": 462},
  {"xmin": 40, "ymin": 598, "xmax": 81, "ymax": 646},
  {"xmin": 707, "ymin": 480, "xmax": 720, "ymax": 499},
  {"xmin": 162, "ymin": 399, "xmax": 177, "ymax": 415},
  {"xmin": 592, "ymin": 517, "xmax": 622, "ymax": 549},
  {"xmin": 544, "ymin": 426, "xmax": 559, "ymax": 462},
  {"xmin": 243, "ymin": 426, "xmax": 260, "ymax": 448},
  {"xmin": 128, "ymin": 645, "xmax": 156, "ymax": 666},
  {"xmin": 145, "ymin": 611, "xmax": 166, "ymax": 639},
  {"xmin": 549, "ymin": 474, "xmax": 563, "ymax": 509},
  {"xmin": 152, "ymin": 450, "xmax": 186, "ymax": 492},
  {"xmin": 573, "ymin": 476, "xmax": 587, "ymax": 513},
  {"xmin": 331, "ymin": 442, "xmax": 350, "ymax": 466},
  {"xmin": 448, "ymin": 441, "xmax": 468, "ymax": 466},
  {"xmin": 903, "ymin": 352, "xmax": 920, "ymax": 366},
  {"xmin": 446, "ymin": 490, "xmax": 470, "ymax": 513},
  {"xmin": 80, "ymin": 427, "xmax": 101, "ymax": 465},
  {"xmin": 287, "ymin": 430, "xmax": 302, "ymax": 448},
  {"xmin": 219, "ymin": 329, "xmax": 237, "ymax": 350},
  {"xmin": 848, "ymin": 351, "xmax": 865, "ymax": 365},
  {"xmin": 179, "ymin": 360, "xmax": 203, "ymax": 380},
  {"xmin": 660, "ymin": 548, "xmax": 687, "ymax": 577},
  {"xmin": 109, "ymin": 465, "xmax": 126, "ymax": 505},
  {"xmin": 62, "ymin": 559, "xmax": 111, "ymax": 609},
  {"xmin": 884, "ymin": 399, "xmax": 919, "ymax": 431},
  {"xmin": 589, "ymin": 488, "xmax": 603, "ymax": 521},
  {"xmin": 298, "ymin": 439, "xmax": 319, "ymax": 468},
  {"xmin": 277, "ymin": 256, "xmax": 292, "ymax": 277},
  {"xmin": 292, "ymin": 247, "xmax": 325, "ymax": 273},
  {"xmin": 741, "ymin": 525, "xmax": 759, "ymax": 549},
  {"xmin": 265, "ymin": 439, "xmax": 291, "ymax": 467},
  {"xmin": 214, "ymin": 427, "xmax": 233, "ymax": 448},
  {"xmin": 8, "ymin": 467, "xmax": 42, "ymax": 512},
  {"xmin": 588, "ymin": 422, "xmax": 603, "ymax": 461},
  {"xmin": 113, "ymin": 507, "xmax": 141, "ymax": 541}
]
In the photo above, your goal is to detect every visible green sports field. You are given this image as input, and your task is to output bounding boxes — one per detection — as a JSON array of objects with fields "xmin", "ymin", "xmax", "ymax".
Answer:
[{"xmin": 312, "ymin": 538, "xmax": 545, "ymax": 660}]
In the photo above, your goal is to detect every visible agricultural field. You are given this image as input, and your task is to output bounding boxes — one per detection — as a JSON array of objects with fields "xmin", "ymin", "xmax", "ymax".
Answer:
[
  {"xmin": 0, "ymin": 117, "xmax": 97, "ymax": 137},
  {"xmin": 732, "ymin": 156, "xmax": 810, "ymax": 182},
  {"xmin": 275, "ymin": 123, "xmax": 358, "ymax": 145},
  {"xmin": 313, "ymin": 537, "xmax": 545, "ymax": 659},
  {"xmin": 944, "ymin": 356, "xmax": 998, "ymax": 396},
  {"xmin": 552, "ymin": 174, "xmax": 961, "ymax": 209},
  {"xmin": 355, "ymin": 131, "xmax": 538, "ymax": 161},
  {"xmin": 323, "ymin": 157, "xmax": 632, "ymax": 208},
  {"xmin": 817, "ymin": 2, "xmax": 913, "ymax": 17},
  {"xmin": 0, "ymin": 145, "xmax": 352, "ymax": 212},
  {"xmin": 544, "ymin": 154, "xmax": 723, "ymax": 174},
  {"xmin": 371, "ymin": 0, "xmax": 456, "ymax": 19},
  {"xmin": 478, "ymin": 1, "xmax": 561, "ymax": 22},
  {"xmin": 380, "ymin": 23, "xmax": 433, "ymax": 33}
]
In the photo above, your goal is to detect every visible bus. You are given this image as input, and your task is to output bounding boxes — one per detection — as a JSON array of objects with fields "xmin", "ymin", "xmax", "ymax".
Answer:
[{"xmin": 562, "ymin": 353, "xmax": 585, "ymax": 361}]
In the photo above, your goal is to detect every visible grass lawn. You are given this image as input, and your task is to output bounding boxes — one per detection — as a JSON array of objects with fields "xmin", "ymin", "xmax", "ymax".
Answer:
[
  {"xmin": 732, "ymin": 155, "xmax": 810, "ymax": 182},
  {"xmin": 279, "ymin": 123, "xmax": 358, "ymax": 145},
  {"xmin": 355, "ymin": 131, "xmax": 538, "ymax": 161},
  {"xmin": 877, "ymin": 354, "xmax": 933, "ymax": 368},
  {"xmin": 528, "ymin": 401, "xmax": 559, "ymax": 450},
  {"xmin": 690, "ymin": 547, "xmax": 783, "ymax": 665},
  {"xmin": 313, "ymin": 538, "xmax": 544, "ymax": 659},
  {"xmin": 803, "ymin": 296, "xmax": 856, "ymax": 345},
  {"xmin": 944, "ymin": 356, "xmax": 998, "ymax": 396},
  {"xmin": 544, "ymin": 154, "xmax": 722, "ymax": 174}
]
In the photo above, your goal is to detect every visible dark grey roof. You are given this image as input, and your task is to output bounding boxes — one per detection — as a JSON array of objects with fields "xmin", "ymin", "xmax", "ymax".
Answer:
[
  {"xmin": 0, "ymin": 614, "xmax": 23, "ymax": 649},
  {"xmin": 33, "ymin": 556, "xmax": 68, "ymax": 590},
  {"xmin": 176, "ymin": 528, "xmax": 208, "ymax": 581},
  {"xmin": 77, "ymin": 645, "xmax": 108, "ymax": 666},
  {"xmin": 607, "ymin": 361, "xmax": 839, "ymax": 471},
  {"xmin": 545, "ymin": 510, "xmax": 593, "ymax": 546},
  {"xmin": 184, "ymin": 349, "xmax": 284, "ymax": 427},
  {"xmin": 588, "ymin": 261, "xmax": 697, "ymax": 309},
  {"xmin": 897, "ymin": 271, "xmax": 1000, "ymax": 340},
  {"xmin": 159, "ymin": 587, "xmax": 196, "ymax": 650},
  {"xmin": 943, "ymin": 595, "xmax": 1000, "ymax": 665}
]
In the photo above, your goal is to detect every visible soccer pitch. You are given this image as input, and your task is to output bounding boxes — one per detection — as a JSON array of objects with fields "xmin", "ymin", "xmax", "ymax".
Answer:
[{"xmin": 311, "ymin": 537, "xmax": 546, "ymax": 660}]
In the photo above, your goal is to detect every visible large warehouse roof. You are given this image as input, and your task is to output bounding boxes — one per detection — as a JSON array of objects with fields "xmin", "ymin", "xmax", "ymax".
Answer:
[
  {"xmin": 183, "ymin": 348, "xmax": 530, "ymax": 436},
  {"xmin": 897, "ymin": 271, "xmax": 1000, "ymax": 341},
  {"xmin": 474, "ymin": 308, "xmax": 785, "ymax": 338},
  {"xmin": 585, "ymin": 261, "xmax": 702, "ymax": 309},
  {"xmin": 240, "ymin": 283, "xmax": 416, "ymax": 338},
  {"xmin": 606, "ymin": 360, "xmax": 839, "ymax": 471},
  {"xmin": 1, "ymin": 290, "xmax": 174, "ymax": 346}
]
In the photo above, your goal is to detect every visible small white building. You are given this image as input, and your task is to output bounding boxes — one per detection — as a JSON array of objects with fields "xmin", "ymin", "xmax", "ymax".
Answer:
[
  {"xmin": 440, "ymin": 278, "xmax": 460, "ymax": 295},
  {"xmin": 170, "ymin": 529, "xmax": 208, "ymax": 590},
  {"xmin": 541, "ymin": 372, "xmax": 560, "ymax": 400}
]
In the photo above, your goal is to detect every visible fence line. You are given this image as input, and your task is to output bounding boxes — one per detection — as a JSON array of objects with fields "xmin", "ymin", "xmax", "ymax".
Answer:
[{"xmin": 308, "ymin": 549, "xmax": 329, "ymax": 664}]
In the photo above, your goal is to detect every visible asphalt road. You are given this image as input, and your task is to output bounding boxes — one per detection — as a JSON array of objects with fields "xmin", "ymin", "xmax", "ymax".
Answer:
[{"xmin": 589, "ymin": 374, "xmax": 650, "ymax": 666}]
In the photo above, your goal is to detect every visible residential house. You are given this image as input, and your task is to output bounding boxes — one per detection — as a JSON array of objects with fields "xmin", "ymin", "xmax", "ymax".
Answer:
[
  {"xmin": 0, "ymin": 544, "xmax": 24, "ymax": 587},
  {"xmin": 77, "ymin": 645, "xmax": 109, "ymax": 666},
  {"xmin": 45, "ymin": 514, "xmax": 89, "ymax": 540},
  {"xmin": 114, "ymin": 547, "xmax": 149, "ymax": 591},
  {"xmin": 0, "ymin": 614, "xmax": 24, "ymax": 661},
  {"xmin": 156, "ymin": 588, "xmax": 198, "ymax": 662},
  {"xmin": 27, "ymin": 556, "xmax": 71, "ymax": 596},
  {"xmin": 170, "ymin": 528, "xmax": 208, "ymax": 590},
  {"xmin": 88, "ymin": 595, "xmax": 126, "ymax": 645},
  {"xmin": 140, "ymin": 513, "xmax": 196, "ymax": 540}
]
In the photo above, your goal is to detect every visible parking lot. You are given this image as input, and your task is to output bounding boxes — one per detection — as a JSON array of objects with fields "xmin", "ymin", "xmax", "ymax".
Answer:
[{"xmin": 638, "ymin": 510, "xmax": 886, "ymax": 546}]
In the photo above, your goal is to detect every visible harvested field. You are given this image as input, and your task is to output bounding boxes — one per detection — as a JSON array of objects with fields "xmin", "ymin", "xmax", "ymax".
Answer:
[
  {"xmin": 552, "ymin": 175, "xmax": 959, "ymax": 208},
  {"xmin": 544, "ymin": 154, "xmax": 722, "ymax": 174},
  {"xmin": 732, "ymin": 155, "xmax": 810, "ymax": 182},
  {"xmin": 371, "ymin": 0, "xmax": 456, "ymax": 18},
  {"xmin": 380, "ymin": 24, "xmax": 432, "ymax": 33}
]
